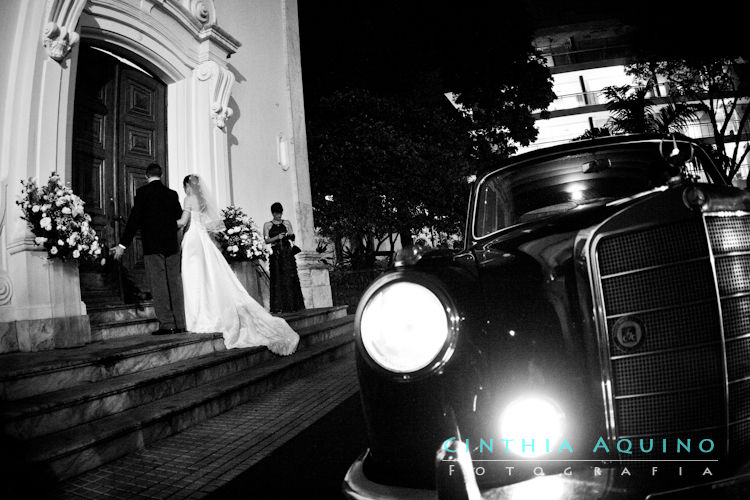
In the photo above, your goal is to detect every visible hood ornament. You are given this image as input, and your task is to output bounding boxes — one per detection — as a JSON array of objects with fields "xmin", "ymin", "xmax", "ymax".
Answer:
[{"xmin": 659, "ymin": 135, "xmax": 696, "ymax": 185}]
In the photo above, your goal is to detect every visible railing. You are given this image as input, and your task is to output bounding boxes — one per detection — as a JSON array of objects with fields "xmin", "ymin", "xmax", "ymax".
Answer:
[
  {"xmin": 329, "ymin": 269, "xmax": 383, "ymax": 314},
  {"xmin": 547, "ymin": 91, "xmax": 607, "ymax": 112},
  {"xmin": 539, "ymin": 42, "xmax": 634, "ymax": 68},
  {"xmin": 546, "ymin": 85, "xmax": 670, "ymax": 112}
]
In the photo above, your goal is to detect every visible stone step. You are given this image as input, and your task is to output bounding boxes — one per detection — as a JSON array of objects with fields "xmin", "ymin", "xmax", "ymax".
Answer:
[
  {"xmin": 87, "ymin": 303, "xmax": 156, "ymax": 326},
  {"xmin": 23, "ymin": 333, "xmax": 355, "ymax": 481},
  {"xmin": 0, "ymin": 306, "xmax": 350, "ymax": 400},
  {"xmin": 88, "ymin": 303, "xmax": 157, "ymax": 341},
  {"xmin": 280, "ymin": 305, "xmax": 349, "ymax": 329},
  {"xmin": 0, "ymin": 316, "xmax": 354, "ymax": 440},
  {"xmin": 87, "ymin": 304, "xmax": 349, "ymax": 342},
  {"xmin": 0, "ymin": 333, "xmax": 225, "ymax": 401},
  {"xmin": 91, "ymin": 317, "xmax": 161, "ymax": 342}
]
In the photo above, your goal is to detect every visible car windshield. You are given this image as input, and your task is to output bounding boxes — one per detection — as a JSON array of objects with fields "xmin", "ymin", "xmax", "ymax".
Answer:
[{"xmin": 473, "ymin": 140, "xmax": 722, "ymax": 239}]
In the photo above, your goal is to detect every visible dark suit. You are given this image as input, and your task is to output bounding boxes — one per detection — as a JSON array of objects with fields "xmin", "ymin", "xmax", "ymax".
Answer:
[{"xmin": 120, "ymin": 179, "xmax": 185, "ymax": 330}]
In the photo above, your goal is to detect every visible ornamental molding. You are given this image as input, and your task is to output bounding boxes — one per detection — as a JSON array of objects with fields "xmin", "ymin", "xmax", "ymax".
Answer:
[
  {"xmin": 42, "ymin": 0, "xmax": 87, "ymax": 61},
  {"xmin": 189, "ymin": 0, "xmax": 216, "ymax": 26},
  {"xmin": 0, "ymin": 183, "xmax": 13, "ymax": 305},
  {"xmin": 43, "ymin": 0, "xmax": 239, "ymax": 63},
  {"xmin": 0, "ymin": 271, "xmax": 11, "ymax": 305},
  {"xmin": 195, "ymin": 60, "xmax": 236, "ymax": 129}
]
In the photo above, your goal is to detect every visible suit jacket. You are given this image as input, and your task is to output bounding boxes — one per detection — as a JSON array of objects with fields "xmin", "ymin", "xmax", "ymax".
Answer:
[{"xmin": 120, "ymin": 180, "xmax": 183, "ymax": 255}]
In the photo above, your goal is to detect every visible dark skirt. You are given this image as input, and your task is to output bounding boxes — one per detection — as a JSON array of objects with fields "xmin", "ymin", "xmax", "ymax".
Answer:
[{"xmin": 269, "ymin": 244, "xmax": 305, "ymax": 313}]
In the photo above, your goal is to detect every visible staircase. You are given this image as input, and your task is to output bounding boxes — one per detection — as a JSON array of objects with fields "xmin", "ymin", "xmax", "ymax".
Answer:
[{"xmin": 0, "ymin": 306, "xmax": 353, "ymax": 482}]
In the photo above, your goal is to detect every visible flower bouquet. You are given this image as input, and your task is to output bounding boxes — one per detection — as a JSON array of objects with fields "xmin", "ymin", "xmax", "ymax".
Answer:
[
  {"xmin": 16, "ymin": 172, "xmax": 104, "ymax": 264},
  {"xmin": 217, "ymin": 205, "xmax": 270, "ymax": 262}
]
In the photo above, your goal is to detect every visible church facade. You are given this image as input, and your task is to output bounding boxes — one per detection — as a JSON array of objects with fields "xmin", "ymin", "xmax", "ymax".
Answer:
[{"xmin": 0, "ymin": 0, "xmax": 331, "ymax": 353}]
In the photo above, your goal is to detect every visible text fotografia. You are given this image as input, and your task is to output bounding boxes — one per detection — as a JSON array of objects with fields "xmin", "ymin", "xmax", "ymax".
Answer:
[
  {"xmin": 446, "ymin": 464, "xmax": 718, "ymax": 478},
  {"xmin": 442, "ymin": 437, "xmax": 716, "ymax": 455}
]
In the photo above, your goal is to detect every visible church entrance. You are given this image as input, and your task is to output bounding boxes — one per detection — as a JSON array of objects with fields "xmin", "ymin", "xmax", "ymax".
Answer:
[{"xmin": 72, "ymin": 44, "xmax": 168, "ymax": 307}]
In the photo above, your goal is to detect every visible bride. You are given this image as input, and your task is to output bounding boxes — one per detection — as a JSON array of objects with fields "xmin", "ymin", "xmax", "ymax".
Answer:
[{"xmin": 177, "ymin": 174, "xmax": 299, "ymax": 355}]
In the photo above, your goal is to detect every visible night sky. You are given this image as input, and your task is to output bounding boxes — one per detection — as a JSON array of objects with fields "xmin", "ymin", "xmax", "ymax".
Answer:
[{"xmin": 298, "ymin": 0, "xmax": 747, "ymax": 102}]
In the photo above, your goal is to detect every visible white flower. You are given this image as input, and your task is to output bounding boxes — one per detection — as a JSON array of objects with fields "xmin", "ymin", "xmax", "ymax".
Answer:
[
  {"xmin": 57, "ymin": 239, "xmax": 64, "ymax": 246},
  {"xmin": 50, "ymin": 246, "xmax": 58, "ymax": 255},
  {"xmin": 34, "ymin": 236, "xmax": 48, "ymax": 245},
  {"xmin": 31, "ymin": 205, "xmax": 40, "ymax": 213},
  {"xmin": 62, "ymin": 207, "xmax": 72, "ymax": 214},
  {"xmin": 40, "ymin": 217, "xmax": 52, "ymax": 230},
  {"xmin": 67, "ymin": 235, "xmax": 77, "ymax": 246},
  {"xmin": 72, "ymin": 250, "xmax": 80, "ymax": 259}
]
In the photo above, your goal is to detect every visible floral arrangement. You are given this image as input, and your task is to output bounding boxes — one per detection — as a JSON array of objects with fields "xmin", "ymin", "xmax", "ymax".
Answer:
[
  {"xmin": 16, "ymin": 172, "xmax": 104, "ymax": 264},
  {"xmin": 217, "ymin": 205, "xmax": 270, "ymax": 262}
]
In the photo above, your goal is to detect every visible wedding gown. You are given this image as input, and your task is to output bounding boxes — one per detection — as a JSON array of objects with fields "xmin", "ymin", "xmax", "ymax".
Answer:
[{"xmin": 181, "ymin": 207, "xmax": 299, "ymax": 355}]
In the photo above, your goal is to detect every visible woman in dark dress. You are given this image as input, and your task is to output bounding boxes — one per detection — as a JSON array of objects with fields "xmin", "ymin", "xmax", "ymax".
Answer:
[{"xmin": 263, "ymin": 202, "xmax": 305, "ymax": 313}]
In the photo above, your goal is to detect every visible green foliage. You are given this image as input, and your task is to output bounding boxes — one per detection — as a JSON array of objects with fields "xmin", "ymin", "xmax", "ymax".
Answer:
[
  {"xmin": 601, "ymin": 85, "xmax": 699, "ymax": 135},
  {"xmin": 572, "ymin": 127, "xmax": 612, "ymax": 141},
  {"xmin": 308, "ymin": 88, "xmax": 475, "ymax": 244},
  {"xmin": 626, "ymin": 58, "xmax": 750, "ymax": 180}
]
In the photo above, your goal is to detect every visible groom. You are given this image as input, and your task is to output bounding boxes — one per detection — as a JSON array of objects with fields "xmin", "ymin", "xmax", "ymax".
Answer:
[{"xmin": 111, "ymin": 163, "xmax": 186, "ymax": 335}]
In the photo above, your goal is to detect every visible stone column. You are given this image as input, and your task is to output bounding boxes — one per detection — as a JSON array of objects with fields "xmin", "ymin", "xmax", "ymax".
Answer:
[
  {"xmin": 0, "ymin": 1, "xmax": 90, "ymax": 353},
  {"xmin": 283, "ymin": 0, "xmax": 332, "ymax": 309}
]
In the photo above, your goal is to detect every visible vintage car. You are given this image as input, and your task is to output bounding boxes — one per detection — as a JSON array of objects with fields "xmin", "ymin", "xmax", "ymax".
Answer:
[{"xmin": 343, "ymin": 134, "xmax": 750, "ymax": 499}]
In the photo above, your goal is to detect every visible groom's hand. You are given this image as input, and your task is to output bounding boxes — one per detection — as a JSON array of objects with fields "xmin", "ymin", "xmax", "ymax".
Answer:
[{"xmin": 111, "ymin": 245, "xmax": 125, "ymax": 261}]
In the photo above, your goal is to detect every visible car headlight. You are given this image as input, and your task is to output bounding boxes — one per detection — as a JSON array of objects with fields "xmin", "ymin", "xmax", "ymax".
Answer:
[
  {"xmin": 499, "ymin": 396, "xmax": 565, "ymax": 457},
  {"xmin": 360, "ymin": 281, "xmax": 450, "ymax": 373}
]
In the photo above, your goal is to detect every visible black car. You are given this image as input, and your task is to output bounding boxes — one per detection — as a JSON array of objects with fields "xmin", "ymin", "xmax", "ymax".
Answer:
[{"xmin": 343, "ymin": 134, "xmax": 750, "ymax": 499}]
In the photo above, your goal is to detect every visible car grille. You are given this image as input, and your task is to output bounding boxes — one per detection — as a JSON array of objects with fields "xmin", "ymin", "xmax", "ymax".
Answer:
[{"xmin": 594, "ymin": 213, "xmax": 750, "ymax": 458}]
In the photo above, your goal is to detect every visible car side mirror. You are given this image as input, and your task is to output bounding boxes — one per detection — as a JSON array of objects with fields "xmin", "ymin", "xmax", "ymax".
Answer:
[{"xmin": 582, "ymin": 158, "xmax": 611, "ymax": 174}]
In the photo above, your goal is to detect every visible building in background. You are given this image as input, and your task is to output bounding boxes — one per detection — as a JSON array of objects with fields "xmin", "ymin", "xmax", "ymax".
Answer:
[
  {"xmin": 0, "ymin": 0, "xmax": 332, "ymax": 353},
  {"xmin": 523, "ymin": 19, "xmax": 750, "ymax": 186}
]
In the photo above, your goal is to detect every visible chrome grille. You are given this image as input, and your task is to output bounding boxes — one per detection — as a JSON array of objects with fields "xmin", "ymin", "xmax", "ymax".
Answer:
[
  {"xmin": 595, "ymin": 214, "xmax": 750, "ymax": 457},
  {"xmin": 708, "ymin": 215, "xmax": 750, "ymax": 454}
]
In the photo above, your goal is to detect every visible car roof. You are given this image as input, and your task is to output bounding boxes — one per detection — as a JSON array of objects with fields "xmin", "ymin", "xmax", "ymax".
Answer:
[{"xmin": 493, "ymin": 133, "xmax": 703, "ymax": 169}]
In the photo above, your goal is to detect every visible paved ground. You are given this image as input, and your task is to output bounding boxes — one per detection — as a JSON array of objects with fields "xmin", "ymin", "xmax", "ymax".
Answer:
[
  {"xmin": 54, "ymin": 355, "xmax": 359, "ymax": 500},
  {"xmin": 206, "ymin": 391, "xmax": 366, "ymax": 499}
]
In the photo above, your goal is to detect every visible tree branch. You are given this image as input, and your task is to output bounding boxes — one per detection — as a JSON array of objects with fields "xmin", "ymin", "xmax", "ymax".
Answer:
[{"xmin": 730, "ymin": 102, "xmax": 750, "ymax": 168}]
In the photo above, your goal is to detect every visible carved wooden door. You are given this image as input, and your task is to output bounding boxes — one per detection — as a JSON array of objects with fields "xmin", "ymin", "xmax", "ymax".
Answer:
[{"xmin": 73, "ymin": 45, "xmax": 167, "ymax": 306}]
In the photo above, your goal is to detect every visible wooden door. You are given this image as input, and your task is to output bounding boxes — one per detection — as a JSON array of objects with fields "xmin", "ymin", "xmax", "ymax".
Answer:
[{"xmin": 73, "ymin": 45, "xmax": 167, "ymax": 306}]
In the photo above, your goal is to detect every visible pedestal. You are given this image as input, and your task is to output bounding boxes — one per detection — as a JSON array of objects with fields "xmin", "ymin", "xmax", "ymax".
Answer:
[
  {"xmin": 295, "ymin": 251, "xmax": 333, "ymax": 309},
  {"xmin": 230, "ymin": 260, "xmax": 270, "ymax": 310},
  {"xmin": 0, "ymin": 245, "xmax": 91, "ymax": 353}
]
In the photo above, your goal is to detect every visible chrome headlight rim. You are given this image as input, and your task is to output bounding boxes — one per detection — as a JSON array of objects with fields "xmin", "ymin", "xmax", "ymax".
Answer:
[{"xmin": 354, "ymin": 271, "xmax": 460, "ymax": 382}]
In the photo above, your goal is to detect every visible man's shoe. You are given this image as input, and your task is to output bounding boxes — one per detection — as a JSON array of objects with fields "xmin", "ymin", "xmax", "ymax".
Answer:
[
  {"xmin": 173, "ymin": 327, "xmax": 187, "ymax": 334},
  {"xmin": 152, "ymin": 328, "xmax": 174, "ymax": 335}
]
